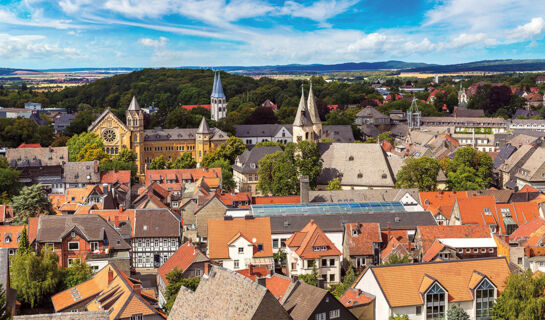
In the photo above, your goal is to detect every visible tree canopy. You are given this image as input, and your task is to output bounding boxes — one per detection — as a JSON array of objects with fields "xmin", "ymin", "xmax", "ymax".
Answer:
[
  {"xmin": 395, "ymin": 157, "xmax": 441, "ymax": 191},
  {"xmin": 492, "ymin": 270, "xmax": 545, "ymax": 319},
  {"xmin": 164, "ymin": 268, "xmax": 200, "ymax": 312},
  {"xmin": 66, "ymin": 132, "xmax": 109, "ymax": 162},
  {"xmin": 11, "ymin": 184, "xmax": 53, "ymax": 224},
  {"xmin": 62, "ymin": 260, "xmax": 93, "ymax": 289},
  {"xmin": 446, "ymin": 147, "xmax": 493, "ymax": 190}
]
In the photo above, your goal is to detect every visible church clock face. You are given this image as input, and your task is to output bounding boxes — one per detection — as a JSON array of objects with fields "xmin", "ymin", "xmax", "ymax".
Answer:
[{"xmin": 102, "ymin": 129, "xmax": 117, "ymax": 143}]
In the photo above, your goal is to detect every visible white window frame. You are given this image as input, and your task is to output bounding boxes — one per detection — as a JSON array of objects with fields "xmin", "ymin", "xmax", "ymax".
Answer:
[
  {"xmin": 315, "ymin": 312, "xmax": 326, "ymax": 320},
  {"xmin": 90, "ymin": 242, "xmax": 99, "ymax": 251},
  {"xmin": 234, "ymin": 260, "xmax": 239, "ymax": 269},
  {"xmin": 238, "ymin": 247, "xmax": 244, "ymax": 254},
  {"xmin": 330, "ymin": 309, "xmax": 340, "ymax": 319},
  {"xmin": 68, "ymin": 241, "xmax": 80, "ymax": 251}
]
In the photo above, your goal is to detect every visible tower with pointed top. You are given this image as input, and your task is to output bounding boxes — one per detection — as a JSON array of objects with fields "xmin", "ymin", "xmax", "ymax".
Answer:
[
  {"xmin": 292, "ymin": 84, "xmax": 319, "ymax": 143},
  {"xmin": 211, "ymin": 71, "xmax": 227, "ymax": 121},
  {"xmin": 307, "ymin": 82, "xmax": 322, "ymax": 140},
  {"xmin": 126, "ymin": 96, "xmax": 145, "ymax": 172},
  {"xmin": 195, "ymin": 117, "xmax": 212, "ymax": 163}
]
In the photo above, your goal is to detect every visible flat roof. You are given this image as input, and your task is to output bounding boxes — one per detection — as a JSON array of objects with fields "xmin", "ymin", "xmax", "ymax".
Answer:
[
  {"xmin": 439, "ymin": 238, "xmax": 496, "ymax": 248},
  {"xmin": 251, "ymin": 201, "xmax": 405, "ymax": 216}
]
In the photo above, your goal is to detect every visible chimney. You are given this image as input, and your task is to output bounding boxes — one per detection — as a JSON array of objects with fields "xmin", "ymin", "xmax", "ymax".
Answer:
[
  {"xmin": 387, "ymin": 222, "xmax": 391, "ymax": 240},
  {"xmin": 257, "ymin": 277, "xmax": 267, "ymax": 287},
  {"xmin": 119, "ymin": 205, "xmax": 123, "ymax": 213},
  {"xmin": 133, "ymin": 283, "xmax": 142, "ymax": 296},
  {"xmin": 94, "ymin": 160, "xmax": 99, "ymax": 173},
  {"xmin": 204, "ymin": 262, "xmax": 210, "ymax": 275},
  {"xmin": 49, "ymin": 146, "xmax": 52, "ymax": 152},
  {"xmin": 114, "ymin": 215, "xmax": 119, "ymax": 228},
  {"xmin": 107, "ymin": 268, "xmax": 114, "ymax": 285},
  {"xmin": 300, "ymin": 175, "xmax": 309, "ymax": 204},
  {"xmin": 249, "ymin": 264, "xmax": 254, "ymax": 275}
]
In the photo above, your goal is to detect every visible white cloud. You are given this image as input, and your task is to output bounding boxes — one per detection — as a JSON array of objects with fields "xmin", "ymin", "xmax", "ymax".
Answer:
[
  {"xmin": 58, "ymin": 0, "xmax": 94, "ymax": 14},
  {"xmin": 138, "ymin": 36, "xmax": 168, "ymax": 48},
  {"xmin": 0, "ymin": 8, "xmax": 80, "ymax": 29},
  {"xmin": 0, "ymin": 33, "xmax": 80, "ymax": 60},
  {"xmin": 280, "ymin": 0, "xmax": 358, "ymax": 22},
  {"xmin": 508, "ymin": 17, "xmax": 545, "ymax": 40}
]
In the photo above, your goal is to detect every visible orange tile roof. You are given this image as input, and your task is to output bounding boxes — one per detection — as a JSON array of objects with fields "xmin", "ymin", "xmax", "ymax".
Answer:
[
  {"xmin": 207, "ymin": 217, "xmax": 273, "ymax": 259},
  {"xmin": 512, "ymin": 202, "xmax": 541, "ymax": 225},
  {"xmin": 236, "ymin": 265, "xmax": 270, "ymax": 281},
  {"xmin": 520, "ymin": 185, "xmax": 540, "ymax": 193},
  {"xmin": 420, "ymin": 191, "xmax": 468, "ymax": 215},
  {"xmin": 145, "ymin": 168, "xmax": 222, "ymax": 189},
  {"xmin": 339, "ymin": 288, "xmax": 374, "ymax": 308},
  {"xmin": 100, "ymin": 170, "xmax": 131, "ymax": 184},
  {"xmin": 510, "ymin": 217, "xmax": 545, "ymax": 240},
  {"xmin": 455, "ymin": 196, "xmax": 499, "ymax": 231},
  {"xmin": 157, "ymin": 241, "xmax": 208, "ymax": 285},
  {"xmin": 418, "ymin": 225, "xmax": 492, "ymax": 253},
  {"xmin": 236, "ymin": 269, "xmax": 291, "ymax": 300},
  {"xmin": 380, "ymin": 236, "xmax": 410, "ymax": 261},
  {"xmin": 17, "ymin": 143, "xmax": 41, "ymax": 148},
  {"xmin": 363, "ymin": 258, "xmax": 511, "ymax": 307},
  {"xmin": 525, "ymin": 225, "xmax": 545, "ymax": 247},
  {"xmin": 344, "ymin": 222, "xmax": 382, "ymax": 256},
  {"xmin": 28, "ymin": 217, "xmax": 39, "ymax": 244},
  {"xmin": 252, "ymin": 195, "xmax": 301, "ymax": 205},
  {"xmin": 217, "ymin": 192, "xmax": 251, "ymax": 207},
  {"xmin": 0, "ymin": 225, "xmax": 25, "ymax": 249},
  {"xmin": 422, "ymin": 239, "xmax": 446, "ymax": 262},
  {"xmin": 285, "ymin": 220, "xmax": 341, "ymax": 259}
]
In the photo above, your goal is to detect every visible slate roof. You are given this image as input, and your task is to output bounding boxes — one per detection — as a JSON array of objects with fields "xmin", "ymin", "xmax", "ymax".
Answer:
[
  {"xmin": 133, "ymin": 209, "xmax": 181, "ymax": 238},
  {"xmin": 390, "ymin": 123, "xmax": 409, "ymax": 138},
  {"xmin": 269, "ymin": 211, "xmax": 437, "ymax": 234},
  {"xmin": 7, "ymin": 146, "xmax": 68, "ymax": 167},
  {"xmin": 63, "ymin": 161, "xmax": 100, "ymax": 184},
  {"xmin": 232, "ymin": 146, "xmax": 282, "ymax": 174},
  {"xmin": 356, "ymin": 106, "xmax": 389, "ymax": 119},
  {"xmin": 168, "ymin": 266, "xmax": 291, "ymax": 320},
  {"xmin": 36, "ymin": 215, "xmax": 130, "ymax": 250},
  {"xmin": 309, "ymin": 188, "xmax": 420, "ymax": 204},
  {"xmin": 322, "ymin": 125, "xmax": 355, "ymax": 143},
  {"xmin": 53, "ymin": 113, "xmax": 76, "ymax": 131},
  {"xmin": 361, "ymin": 124, "xmax": 381, "ymax": 138},
  {"xmin": 317, "ymin": 143, "xmax": 395, "ymax": 187},
  {"xmin": 499, "ymin": 144, "xmax": 535, "ymax": 172},
  {"xmin": 235, "ymin": 124, "xmax": 292, "ymax": 138},
  {"xmin": 493, "ymin": 144, "xmax": 517, "ymax": 169},
  {"xmin": 143, "ymin": 127, "xmax": 227, "ymax": 142},
  {"xmin": 356, "ymin": 257, "xmax": 511, "ymax": 308},
  {"xmin": 508, "ymin": 134, "xmax": 539, "ymax": 148}
]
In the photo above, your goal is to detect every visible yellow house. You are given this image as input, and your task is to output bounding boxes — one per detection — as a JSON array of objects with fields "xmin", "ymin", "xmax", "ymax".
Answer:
[{"xmin": 88, "ymin": 96, "xmax": 228, "ymax": 175}]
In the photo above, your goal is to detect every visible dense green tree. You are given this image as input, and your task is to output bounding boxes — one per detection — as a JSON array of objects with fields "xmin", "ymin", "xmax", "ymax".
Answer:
[
  {"xmin": 18, "ymin": 227, "xmax": 30, "ymax": 255},
  {"xmin": 166, "ymin": 151, "xmax": 197, "ymax": 169},
  {"xmin": 0, "ymin": 168, "xmax": 20, "ymax": 203},
  {"xmin": 447, "ymin": 304, "xmax": 469, "ymax": 320},
  {"xmin": 395, "ymin": 157, "xmax": 440, "ymax": 191},
  {"xmin": 0, "ymin": 118, "xmax": 54, "ymax": 148},
  {"xmin": 0, "ymin": 283, "xmax": 10, "ymax": 320},
  {"xmin": 11, "ymin": 184, "xmax": 53, "ymax": 224},
  {"xmin": 0, "ymin": 158, "xmax": 7, "ymax": 169},
  {"xmin": 50, "ymin": 135, "xmax": 70, "ymax": 147},
  {"xmin": 64, "ymin": 110, "xmax": 97, "ymax": 136},
  {"xmin": 492, "ymin": 270, "xmax": 545, "ymax": 319},
  {"xmin": 165, "ymin": 108, "xmax": 201, "ymax": 129},
  {"xmin": 389, "ymin": 315, "xmax": 409, "ymax": 320},
  {"xmin": 327, "ymin": 178, "xmax": 342, "ymax": 191},
  {"xmin": 62, "ymin": 260, "xmax": 93, "ymax": 289},
  {"xmin": 382, "ymin": 254, "xmax": 410, "ymax": 265},
  {"xmin": 148, "ymin": 155, "xmax": 167, "ymax": 170},
  {"xmin": 244, "ymin": 107, "xmax": 278, "ymax": 124},
  {"xmin": 447, "ymin": 147, "xmax": 492, "ymax": 190},
  {"xmin": 325, "ymin": 110, "xmax": 355, "ymax": 125},
  {"xmin": 201, "ymin": 136, "xmax": 246, "ymax": 167},
  {"xmin": 299, "ymin": 264, "xmax": 319, "ymax": 286},
  {"xmin": 377, "ymin": 131, "xmax": 394, "ymax": 145},
  {"xmin": 332, "ymin": 266, "xmax": 356, "ymax": 298},
  {"xmin": 10, "ymin": 248, "xmax": 63, "ymax": 308},
  {"xmin": 164, "ymin": 268, "xmax": 200, "ymax": 312},
  {"xmin": 66, "ymin": 132, "xmax": 107, "ymax": 162}
]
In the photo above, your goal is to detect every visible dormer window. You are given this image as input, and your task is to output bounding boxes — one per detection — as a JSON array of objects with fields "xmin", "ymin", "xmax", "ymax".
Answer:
[
  {"xmin": 476, "ymin": 279, "xmax": 495, "ymax": 319},
  {"xmin": 357, "ymin": 173, "xmax": 363, "ymax": 179},
  {"xmin": 313, "ymin": 246, "xmax": 328, "ymax": 251},
  {"xmin": 348, "ymin": 156, "xmax": 354, "ymax": 161},
  {"xmin": 483, "ymin": 208, "xmax": 492, "ymax": 216},
  {"xmin": 426, "ymin": 283, "xmax": 446, "ymax": 319}
]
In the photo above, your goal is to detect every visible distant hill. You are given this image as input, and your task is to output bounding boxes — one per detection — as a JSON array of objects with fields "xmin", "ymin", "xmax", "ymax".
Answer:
[
  {"xmin": 0, "ymin": 68, "xmax": 39, "ymax": 76},
  {"xmin": 407, "ymin": 59, "xmax": 545, "ymax": 73}
]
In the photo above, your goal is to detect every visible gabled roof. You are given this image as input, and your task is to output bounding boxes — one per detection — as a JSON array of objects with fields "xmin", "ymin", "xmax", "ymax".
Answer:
[
  {"xmin": 252, "ymin": 195, "xmax": 301, "ymax": 205},
  {"xmin": 357, "ymin": 258, "xmax": 511, "ymax": 308},
  {"xmin": 133, "ymin": 209, "xmax": 180, "ymax": 238},
  {"xmin": 157, "ymin": 241, "xmax": 209, "ymax": 286},
  {"xmin": 88, "ymin": 108, "xmax": 130, "ymax": 133},
  {"xmin": 285, "ymin": 220, "xmax": 341, "ymax": 259},
  {"xmin": 0, "ymin": 225, "xmax": 25, "ymax": 249},
  {"xmin": 421, "ymin": 239, "xmax": 450, "ymax": 262},
  {"xmin": 309, "ymin": 188, "xmax": 420, "ymax": 204},
  {"xmin": 293, "ymin": 86, "xmax": 312, "ymax": 127},
  {"xmin": 420, "ymin": 191, "xmax": 468, "ymax": 215},
  {"xmin": 232, "ymin": 146, "xmax": 282, "ymax": 174},
  {"xmin": 100, "ymin": 170, "xmax": 131, "ymax": 185},
  {"xmin": 236, "ymin": 268, "xmax": 292, "ymax": 300},
  {"xmin": 344, "ymin": 222, "xmax": 382, "ymax": 256},
  {"xmin": 516, "ymin": 147, "xmax": 545, "ymax": 180},
  {"xmin": 6, "ymin": 146, "xmax": 68, "ymax": 168},
  {"xmin": 510, "ymin": 217, "xmax": 545, "ymax": 241},
  {"xmin": 207, "ymin": 217, "xmax": 273, "ymax": 259},
  {"xmin": 127, "ymin": 96, "xmax": 141, "ymax": 111},
  {"xmin": 417, "ymin": 225, "xmax": 492, "ymax": 253},
  {"xmin": 210, "ymin": 71, "xmax": 226, "ymax": 98},
  {"xmin": 455, "ymin": 196, "xmax": 499, "ymax": 229},
  {"xmin": 339, "ymin": 288, "xmax": 375, "ymax": 308}
]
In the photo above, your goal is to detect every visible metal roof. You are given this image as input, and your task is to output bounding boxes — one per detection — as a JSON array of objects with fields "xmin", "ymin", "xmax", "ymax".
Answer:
[{"xmin": 251, "ymin": 201, "xmax": 405, "ymax": 216}]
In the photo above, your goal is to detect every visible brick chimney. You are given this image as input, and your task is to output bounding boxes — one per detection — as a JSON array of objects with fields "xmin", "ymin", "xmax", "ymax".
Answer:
[
  {"xmin": 133, "ymin": 283, "xmax": 142, "ymax": 296},
  {"xmin": 299, "ymin": 175, "xmax": 309, "ymax": 204},
  {"xmin": 249, "ymin": 264, "xmax": 254, "ymax": 275},
  {"xmin": 204, "ymin": 262, "xmax": 210, "ymax": 275},
  {"xmin": 119, "ymin": 205, "xmax": 123, "ymax": 213},
  {"xmin": 114, "ymin": 215, "xmax": 119, "ymax": 228},
  {"xmin": 108, "ymin": 268, "xmax": 114, "ymax": 285}
]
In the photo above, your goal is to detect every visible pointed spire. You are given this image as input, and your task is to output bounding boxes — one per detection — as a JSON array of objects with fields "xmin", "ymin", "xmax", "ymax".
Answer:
[
  {"xmin": 197, "ymin": 117, "xmax": 210, "ymax": 134},
  {"xmin": 211, "ymin": 72, "xmax": 217, "ymax": 98},
  {"xmin": 128, "ymin": 96, "xmax": 141, "ymax": 111},
  {"xmin": 293, "ymin": 84, "xmax": 312, "ymax": 127},
  {"xmin": 306, "ymin": 81, "xmax": 320, "ymax": 124},
  {"xmin": 211, "ymin": 71, "xmax": 226, "ymax": 98}
]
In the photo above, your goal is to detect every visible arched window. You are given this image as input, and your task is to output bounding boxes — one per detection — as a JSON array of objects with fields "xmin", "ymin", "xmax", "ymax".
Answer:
[
  {"xmin": 476, "ymin": 279, "xmax": 495, "ymax": 320},
  {"xmin": 426, "ymin": 283, "xmax": 446, "ymax": 319}
]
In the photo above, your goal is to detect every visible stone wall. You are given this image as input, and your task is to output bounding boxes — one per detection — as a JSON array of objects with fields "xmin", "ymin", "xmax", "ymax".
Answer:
[{"xmin": 15, "ymin": 311, "xmax": 109, "ymax": 320}]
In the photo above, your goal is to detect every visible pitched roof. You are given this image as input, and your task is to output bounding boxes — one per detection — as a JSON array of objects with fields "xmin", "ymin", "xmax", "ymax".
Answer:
[
  {"xmin": 421, "ymin": 239, "xmax": 448, "ymax": 262},
  {"xmin": 100, "ymin": 170, "xmax": 131, "ymax": 185},
  {"xmin": 467, "ymin": 189, "xmax": 514, "ymax": 204},
  {"xmin": 285, "ymin": 220, "xmax": 341, "ymax": 259},
  {"xmin": 322, "ymin": 125, "xmax": 355, "ymax": 143},
  {"xmin": 63, "ymin": 161, "xmax": 100, "ymax": 184},
  {"xmin": 6, "ymin": 146, "xmax": 68, "ymax": 167},
  {"xmin": 0, "ymin": 225, "xmax": 25, "ymax": 249},
  {"xmin": 157, "ymin": 241, "xmax": 209, "ymax": 286},
  {"xmin": 309, "ymin": 188, "xmax": 420, "ymax": 204},
  {"xmin": 499, "ymin": 144, "xmax": 535, "ymax": 172},
  {"xmin": 510, "ymin": 217, "xmax": 545, "ymax": 240},
  {"xmin": 207, "ymin": 217, "xmax": 273, "ymax": 259},
  {"xmin": 420, "ymin": 191, "xmax": 468, "ymax": 216},
  {"xmin": 344, "ymin": 222, "xmax": 382, "ymax": 256},
  {"xmin": 128, "ymin": 96, "xmax": 141, "ymax": 111},
  {"xmin": 359, "ymin": 257, "xmax": 511, "ymax": 308},
  {"xmin": 252, "ymin": 195, "xmax": 301, "ymax": 205},
  {"xmin": 145, "ymin": 168, "xmax": 222, "ymax": 189},
  {"xmin": 197, "ymin": 117, "xmax": 210, "ymax": 134},
  {"xmin": 232, "ymin": 146, "xmax": 282, "ymax": 174},
  {"xmin": 293, "ymin": 86, "xmax": 312, "ymax": 127},
  {"xmin": 168, "ymin": 266, "xmax": 291, "ymax": 320},
  {"xmin": 133, "ymin": 209, "xmax": 180, "ymax": 238},
  {"xmin": 318, "ymin": 143, "xmax": 395, "ymax": 187},
  {"xmin": 417, "ymin": 225, "xmax": 492, "ymax": 253},
  {"xmin": 516, "ymin": 147, "xmax": 545, "ymax": 180},
  {"xmin": 339, "ymin": 288, "xmax": 375, "ymax": 308}
]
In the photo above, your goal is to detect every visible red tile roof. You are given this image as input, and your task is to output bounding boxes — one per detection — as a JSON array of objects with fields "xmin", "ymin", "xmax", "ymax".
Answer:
[
  {"xmin": 252, "ymin": 195, "xmax": 300, "ymax": 205},
  {"xmin": 157, "ymin": 241, "xmax": 209, "ymax": 286},
  {"xmin": 510, "ymin": 217, "xmax": 545, "ymax": 240},
  {"xmin": 17, "ymin": 143, "xmax": 41, "ymax": 148},
  {"xmin": 421, "ymin": 239, "xmax": 447, "ymax": 262},
  {"xmin": 217, "ymin": 192, "xmax": 251, "ymax": 207},
  {"xmin": 455, "ymin": 196, "xmax": 499, "ymax": 231},
  {"xmin": 420, "ymin": 191, "xmax": 468, "ymax": 216},
  {"xmin": 339, "ymin": 288, "xmax": 374, "ymax": 308},
  {"xmin": 344, "ymin": 222, "xmax": 382, "ymax": 256},
  {"xmin": 285, "ymin": 220, "xmax": 341, "ymax": 259},
  {"xmin": 417, "ymin": 225, "xmax": 492, "ymax": 253},
  {"xmin": 100, "ymin": 170, "xmax": 131, "ymax": 184},
  {"xmin": 0, "ymin": 225, "xmax": 25, "ymax": 249},
  {"xmin": 181, "ymin": 104, "xmax": 211, "ymax": 111},
  {"xmin": 520, "ymin": 185, "xmax": 540, "ymax": 193}
]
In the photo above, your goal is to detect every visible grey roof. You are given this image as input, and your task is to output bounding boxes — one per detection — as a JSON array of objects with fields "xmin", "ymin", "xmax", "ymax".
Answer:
[
  {"xmin": 516, "ymin": 147, "xmax": 545, "ymax": 180},
  {"xmin": 36, "ymin": 215, "xmax": 130, "ymax": 250},
  {"xmin": 361, "ymin": 124, "xmax": 381, "ymax": 138},
  {"xmin": 493, "ymin": 145, "xmax": 517, "ymax": 169},
  {"xmin": 409, "ymin": 130, "xmax": 435, "ymax": 146},
  {"xmin": 390, "ymin": 123, "xmax": 409, "ymax": 137},
  {"xmin": 317, "ymin": 143, "xmax": 395, "ymax": 187},
  {"xmin": 168, "ymin": 265, "xmax": 291, "ymax": 320},
  {"xmin": 309, "ymin": 188, "xmax": 420, "ymax": 204},
  {"xmin": 128, "ymin": 96, "xmax": 141, "ymax": 111},
  {"xmin": 507, "ymin": 134, "xmax": 539, "ymax": 148},
  {"xmin": 235, "ymin": 124, "xmax": 293, "ymax": 138},
  {"xmin": 356, "ymin": 106, "xmax": 389, "ymax": 119},
  {"xmin": 322, "ymin": 125, "xmax": 355, "ymax": 143},
  {"xmin": 63, "ymin": 161, "xmax": 100, "ymax": 184},
  {"xmin": 143, "ymin": 127, "xmax": 227, "ymax": 141},
  {"xmin": 53, "ymin": 113, "xmax": 75, "ymax": 130},
  {"xmin": 0, "ymin": 248, "xmax": 8, "ymax": 294},
  {"xmin": 269, "ymin": 211, "xmax": 437, "ymax": 234},
  {"xmin": 14, "ymin": 311, "xmax": 110, "ymax": 320},
  {"xmin": 453, "ymin": 108, "xmax": 485, "ymax": 118},
  {"xmin": 133, "ymin": 208, "xmax": 181, "ymax": 238},
  {"xmin": 499, "ymin": 144, "xmax": 535, "ymax": 172},
  {"xmin": 280, "ymin": 282, "xmax": 340, "ymax": 320},
  {"xmin": 467, "ymin": 189, "xmax": 514, "ymax": 203},
  {"xmin": 211, "ymin": 72, "xmax": 226, "ymax": 99},
  {"xmin": 422, "ymin": 117, "xmax": 507, "ymax": 127},
  {"xmin": 512, "ymin": 119, "xmax": 545, "ymax": 126},
  {"xmin": 7, "ymin": 146, "xmax": 68, "ymax": 168},
  {"xmin": 232, "ymin": 146, "xmax": 282, "ymax": 174},
  {"xmin": 197, "ymin": 117, "xmax": 210, "ymax": 134},
  {"xmin": 307, "ymin": 83, "xmax": 321, "ymax": 125}
]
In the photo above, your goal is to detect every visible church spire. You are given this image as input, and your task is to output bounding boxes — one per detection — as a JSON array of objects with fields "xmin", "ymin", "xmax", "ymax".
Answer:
[
  {"xmin": 293, "ymin": 84, "xmax": 312, "ymax": 126},
  {"xmin": 306, "ymin": 81, "xmax": 320, "ymax": 124},
  {"xmin": 197, "ymin": 116, "xmax": 210, "ymax": 134},
  {"xmin": 211, "ymin": 71, "xmax": 226, "ymax": 98},
  {"xmin": 211, "ymin": 72, "xmax": 217, "ymax": 97},
  {"xmin": 128, "ymin": 96, "xmax": 141, "ymax": 111}
]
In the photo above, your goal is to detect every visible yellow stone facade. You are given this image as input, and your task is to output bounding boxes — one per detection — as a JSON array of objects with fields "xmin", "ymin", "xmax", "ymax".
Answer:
[{"xmin": 88, "ymin": 97, "xmax": 228, "ymax": 176}]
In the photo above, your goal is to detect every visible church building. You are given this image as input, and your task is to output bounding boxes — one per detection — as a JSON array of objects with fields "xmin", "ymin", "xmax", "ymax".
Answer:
[
  {"xmin": 293, "ymin": 82, "xmax": 322, "ymax": 143},
  {"xmin": 88, "ymin": 74, "xmax": 229, "ymax": 175}
]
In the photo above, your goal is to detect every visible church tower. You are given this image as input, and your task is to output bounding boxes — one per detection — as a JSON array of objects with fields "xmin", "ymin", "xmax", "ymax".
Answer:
[
  {"xmin": 195, "ymin": 117, "xmax": 211, "ymax": 163},
  {"xmin": 307, "ymin": 82, "xmax": 322, "ymax": 139},
  {"xmin": 211, "ymin": 71, "xmax": 227, "ymax": 121},
  {"xmin": 126, "ymin": 96, "xmax": 144, "ymax": 172},
  {"xmin": 292, "ymin": 85, "xmax": 317, "ymax": 143}
]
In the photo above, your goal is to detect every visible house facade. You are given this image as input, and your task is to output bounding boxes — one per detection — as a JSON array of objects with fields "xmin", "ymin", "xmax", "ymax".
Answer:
[{"xmin": 232, "ymin": 146, "xmax": 282, "ymax": 194}]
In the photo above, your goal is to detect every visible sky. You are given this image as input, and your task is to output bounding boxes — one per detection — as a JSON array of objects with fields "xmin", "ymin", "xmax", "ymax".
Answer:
[{"xmin": 1, "ymin": 0, "xmax": 545, "ymax": 68}]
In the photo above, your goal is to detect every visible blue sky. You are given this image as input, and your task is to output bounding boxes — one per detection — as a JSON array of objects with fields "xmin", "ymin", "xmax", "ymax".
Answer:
[{"xmin": 1, "ymin": 0, "xmax": 545, "ymax": 68}]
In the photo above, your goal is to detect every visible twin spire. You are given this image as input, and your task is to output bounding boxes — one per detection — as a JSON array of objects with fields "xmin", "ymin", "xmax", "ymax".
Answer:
[
  {"xmin": 211, "ymin": 71, "xmax": 226, "ymax": 98},
  {"xmin": 294, "ymin": 82, "xmax": 320, "ymax": 127}
]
